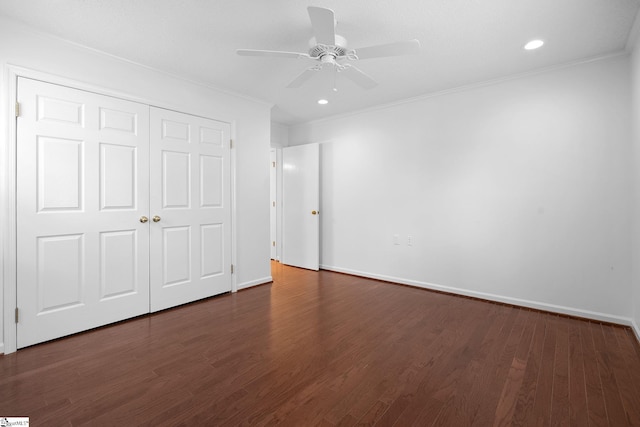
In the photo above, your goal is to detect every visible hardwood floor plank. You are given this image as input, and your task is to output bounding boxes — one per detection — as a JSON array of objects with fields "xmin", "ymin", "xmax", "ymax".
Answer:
[
  {"xmin": 458, "ymin": 304, "xmax": 517, "ymax": 425},
  {"xmin": 530, "ymin": 314, "xmax": 557, "ymax": 426},
  {"xmin": 590, "ymin": 322, "xmax": 631, "ymax": 426},
  {"xmin": 580, "ymin": 320, "xmax": 609, "ymax": 426},
  {"xmin": 352, "ymin": 400, "xmax": 389, "ymax": 426},
  {"xmin": 612, "ymin": 326, "xmax": 640, "ymax": 422},
  {"xmin": 549, "ymin": 316, "xmax": 570, "ymax": 426},
  {"xmin": 567, "ymin": 318, "xmax": 589, "ymax": 427},
  {"xmin": 410, "ymin": 303, "xmax": 505, "ymax": 426},
  {"xmin": 1, "ymin": 262, "xmax": 639, "ymax": 426},
  {"xmin": 377, "ymin": 308, "xmax": 479, "ymax": 425},
  {"xmin": 464, "ymin": 305, "xmax": 521, "ymax": 425},
  {"xmin": 511, "ymin": 311, "xmax": 546, "ymax": 426},
  {"xmin": 600, "ymin": 324, "xmax": 640, "ymax": 426},
  {"xmin": 492, "ymin": 310, "xmax": 538, "ymax": 427}
]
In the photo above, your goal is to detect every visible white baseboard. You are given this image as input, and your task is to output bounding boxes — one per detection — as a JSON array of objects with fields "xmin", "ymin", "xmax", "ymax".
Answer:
[
  {"xmin": 632, "ymin": 319, "xmax": 640, "ymax": 344},
  {"xmin": 237, "ymin": 276, "xmax": 272, "ymax": 291},
  {"xmin": 320, "ymin": 264, "xmax": 636, "ymax": 328}
]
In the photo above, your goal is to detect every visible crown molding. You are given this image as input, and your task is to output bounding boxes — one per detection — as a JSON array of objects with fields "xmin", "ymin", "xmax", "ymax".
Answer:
[{"xmin": 291, "ymin": 51, "xmax": 629, "ymax": 130}]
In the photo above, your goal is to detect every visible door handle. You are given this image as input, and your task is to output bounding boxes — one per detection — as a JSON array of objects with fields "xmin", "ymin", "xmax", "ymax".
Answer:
[
  {"xmin": 140, "ymin": 216, "xmax": 149, "ymax": 223},
  {"xmin": 311, "ymin": 210, "xmax": 319, "ymax": 215},
  {"xmin": 152, "ymin": 215, "xmax": 161, "ymax": 223}
]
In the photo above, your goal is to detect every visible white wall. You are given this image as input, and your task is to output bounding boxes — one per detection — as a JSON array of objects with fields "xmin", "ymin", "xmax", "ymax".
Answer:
[
  {"xmin": 631, "ymin": 28, "xmax": 640, "ymax": 337},
  {"xmin": 270, "ymin": 121, "xmax": 290, "ymax": 148},
  {"xmin": 290, "ymin": 55, "xmax": 633, "ymax": 323},
  {"xmin": 0, "ymin": 18, "xmax": 272, "ymax": 353}
]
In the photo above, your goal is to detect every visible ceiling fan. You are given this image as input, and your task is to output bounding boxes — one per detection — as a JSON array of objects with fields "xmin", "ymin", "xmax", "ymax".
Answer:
[{"xmin": 236, "ymin": 6, "xmax": 420, "ymax": 90}]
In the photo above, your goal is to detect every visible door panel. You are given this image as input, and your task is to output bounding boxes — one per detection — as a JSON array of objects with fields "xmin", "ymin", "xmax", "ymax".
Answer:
[
  {"xmin": 149, "ymin": 107, "xmax": 231, "ymax": 312},
  {"xmin": 37, "ymin": 234, "xmax": 84, "ymax": 312},
  {"xmin": 100, "ymin": 230, "xmax": 138, "ymax": 299},
  {"xmin": 163, "ymin": 226, "xmax": 192, "ymax": 286},
  {"xmin": 200, "ymin": 155, "xmax": 223, "ymax": 207},
  {"xmin": 17, "ymin": 77, "xmax": 150, "ymax": 348},
  {"xmin": 163, "ymin": 150, "xmax": 191, "ymax": 208},
  {"xmin": 282, "ymin": 143, "xmax": 319, "ymax": 270},
  {"xmin": 100, "ymin": 143, "xmax": 137, "ymax": 209},
  {"xmin": 37, "ymin": 136, "xmax": 83, "ymax": 211},
  {"xmin": 201, "ymin": 224, "xmax": 224, "ymax": 277}
]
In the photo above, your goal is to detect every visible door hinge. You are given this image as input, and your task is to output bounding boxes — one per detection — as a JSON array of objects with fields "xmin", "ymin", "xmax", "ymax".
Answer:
[
  {"xmin": 231, "ymin": 264, "xmax": 234, "ymax": 274},
  {"xmin": 272, "ymin": 161, "xmax": 276, "ymax": 168},
  {"xmin": 15, "ymin": 101, "xmax": 20, "ymax": 118},
  {"xmin": 230, "ymin": 139, "xmax": 234, "ymax": 149},
  {"xmin": 272, "ymin": 241, "xmax": 276, "ymax": 247},
  {"xmin": 15, "ymin": 307, "xmax": 19, "ymax": 323}
]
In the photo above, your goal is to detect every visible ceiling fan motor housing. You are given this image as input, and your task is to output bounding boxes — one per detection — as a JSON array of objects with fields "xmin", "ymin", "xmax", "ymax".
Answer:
[{"xmin": 308, "ymin": 35, "xmax": 348, "ymax": 59}]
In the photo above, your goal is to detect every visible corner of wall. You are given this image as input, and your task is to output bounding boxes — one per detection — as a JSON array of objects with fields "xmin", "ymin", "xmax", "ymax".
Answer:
[
  {"xmin": 270, "ymin": 121, "xmax": 290, "ymax": 148},
  {"xmin": 626, "ymin": 9, "xmax": 640, "ymax": 53},
  {"xmin": 630, "ymin": 18, "xmax": 640, "ymax": 337}
]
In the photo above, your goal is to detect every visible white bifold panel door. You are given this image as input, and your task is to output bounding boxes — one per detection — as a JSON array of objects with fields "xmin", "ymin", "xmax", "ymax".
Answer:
[
  {"xmin": 16, "ymin": 78, "xmax": 232, "ymax": 348},
  {"xmin": 282, "ymin": 143, "xmax": 319, "ymax": 270},
  {"xmin": 149, "ymin": 107, "xmax": 231, "ymax": 312},
  {"xmin": 16, "ymin": 78, "xmax": 151, "ymax": 348}
]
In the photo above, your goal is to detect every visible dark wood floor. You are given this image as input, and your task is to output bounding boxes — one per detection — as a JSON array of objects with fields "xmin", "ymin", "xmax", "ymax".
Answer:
[{"xmin": 2, "ymin": 262, "xmax": 640, "ymax": 426}]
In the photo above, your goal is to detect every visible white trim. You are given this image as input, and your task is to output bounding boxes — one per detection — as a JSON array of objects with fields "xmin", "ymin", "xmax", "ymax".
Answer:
[
  {"xmin": 6, "ymin": 64, "xmax": 240, "ymax": 126},
  {"xmin": 320, "ymin": 264, "xmax": 636, "ymax": 327},
  {"xmin": 632, "ymin": 319, "xmax": 640, "ymax": 344},
  {"xmin": 290, "ymin": 51, "xmax": 628, "ymax": 129},
  {"xmin": 2, "ymin": 66, "xmax": 239, "ymax": 354},
  {"xmin": 0, "ymin": 343, "xmax": 4, "ymax": 354},
  {"xmin": 237, "ymin": 276, "xmax": 272, "ymax": 290},
  {"xmin": 230, "ymin": 121, "xmax": 238, "ymax": 293},
  {"xmin": 2, "ymin": 67, "xmax": 18, "ymax": 355}
]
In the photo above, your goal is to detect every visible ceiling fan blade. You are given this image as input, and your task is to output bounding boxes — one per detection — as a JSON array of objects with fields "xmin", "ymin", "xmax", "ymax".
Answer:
[
  {"xmin": 286, "ymin": 67, "xmax": 321, "ymax": 88},
  {"xmin": 353, "ymin": 39, "xmax": 421, "ymax": 60},
  {"xmin": 236, "ymin": 49, "xmax": 310, "ymax": 60},
  {"xmin": 308, "ymin": 6, "xmax": 336, "ymax": 45},
  {"xmin": 340, "ymin": 65, "xmax": 377, "ymax": 89}
]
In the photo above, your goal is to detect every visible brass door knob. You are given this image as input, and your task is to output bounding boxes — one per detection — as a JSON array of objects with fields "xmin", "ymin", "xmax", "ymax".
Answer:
[
  {"xmin": 311, "ymin": 210, "xmax": 318, "ymax": 215},
  {"xmin": 152, "ymin": 215, "xmax": 161, "ymax": 223},
  {"xmin": 140, "ymin": 216, "xmax": 149, "ymax": 223}
]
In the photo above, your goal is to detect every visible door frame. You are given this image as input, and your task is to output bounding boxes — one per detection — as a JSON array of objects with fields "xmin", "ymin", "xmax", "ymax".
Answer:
[
  {"xmin": 1, "ymin": 66, "xmax": 238, "ymax": 354},
  {"xmin": 270, "ymin": 149, "xmax": 277, "ymax": 260}
]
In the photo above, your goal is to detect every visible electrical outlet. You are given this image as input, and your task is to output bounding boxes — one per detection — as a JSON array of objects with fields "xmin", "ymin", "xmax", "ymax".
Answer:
[
  {"xmin": 393, "ymin": 234, "xmax": 400, "ymax": 245},
  {"xmin": 408, "ymin": 235, "xmax": 413, "ymax": 246}
]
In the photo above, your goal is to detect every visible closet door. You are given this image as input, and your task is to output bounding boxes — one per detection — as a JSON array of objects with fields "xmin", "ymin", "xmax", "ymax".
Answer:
[
  {"xmin": 16, "ymin": 78, "xmax": 150, "ymax": 348},
  {"xmin": 149, "ymin": 107, "xmax": 232, "ymax": 312}
]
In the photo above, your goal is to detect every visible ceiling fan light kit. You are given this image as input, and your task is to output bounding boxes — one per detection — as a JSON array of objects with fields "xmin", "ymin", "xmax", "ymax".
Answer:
[
  {"xmin": 236, "ymin": 6, "xmax": 420, "ymax": 90},
  {"xmin": 524, "ymin": 39, "xmax": 544, "ymax": 50}
]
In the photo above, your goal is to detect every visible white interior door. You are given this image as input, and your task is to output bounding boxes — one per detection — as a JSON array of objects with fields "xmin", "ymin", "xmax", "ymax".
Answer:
[
  {"xmin": 282, "ymin": 143, "xmax": 319, "ymax": 270},
  {"xmin": 16, "ymin": 77, "xmax": 150, "ymax": 348},
  {"xmin": 149, "ymin": 107, "xmax": 232, "ymax": 312}
]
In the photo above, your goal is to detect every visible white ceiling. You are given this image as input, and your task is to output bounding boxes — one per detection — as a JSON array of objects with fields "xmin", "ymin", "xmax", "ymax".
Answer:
[{"xmin": 1, "ymin": 0, "xmax": 639, "ymax": 125}]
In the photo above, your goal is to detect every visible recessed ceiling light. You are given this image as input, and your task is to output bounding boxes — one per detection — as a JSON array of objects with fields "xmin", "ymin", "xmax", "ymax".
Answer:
[
  {"xmin": 317, "ymin": 99, "xmax": 329, "ymax": 105},
  {"xmin": 524, "ymin": 39, "xmax": 544, "ymax": 50}
]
